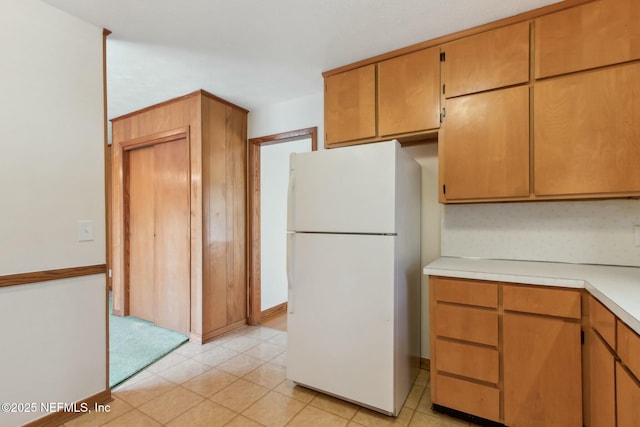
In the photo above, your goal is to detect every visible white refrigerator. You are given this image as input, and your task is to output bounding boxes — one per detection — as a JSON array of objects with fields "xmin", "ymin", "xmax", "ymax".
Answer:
[{"xmin": 286, "ymin": 140, "xmax": 421, "ymax": 416}]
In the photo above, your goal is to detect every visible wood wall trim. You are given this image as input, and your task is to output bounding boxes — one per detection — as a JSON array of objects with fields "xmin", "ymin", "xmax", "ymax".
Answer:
[
  {"xmin": 261, "ymin": 302, "xmax": 288, "ymax": 322},
  {"xmin": 247, "ymin": 127, "xmax": 317, "ymax": 325},
  {"xmin": 103, "ymin": 26, "xmax": 111, "ymax": 394},
  {"xmin": 22, "ymin": 389, "xmax": 111, "ymax": 427},
  {"xmin": 420, "ymin": 357, "xmax": 431, "ymax": 371},
  {"xmin": 322, "ymin": 0, "xmax": 595, "ymax": 77},
  {"xmin": 0, "ymin": 264, "xmax": 107, "ymax": 288},
  {"xmin": 121, "ymin": 127, "xmax": 189, "ymax": 151}
]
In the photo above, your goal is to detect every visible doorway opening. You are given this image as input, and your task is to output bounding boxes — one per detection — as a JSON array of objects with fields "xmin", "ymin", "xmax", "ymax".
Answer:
[{"xmin": 248, "ymin": 127, "xmax": 317, "ymax": 327}]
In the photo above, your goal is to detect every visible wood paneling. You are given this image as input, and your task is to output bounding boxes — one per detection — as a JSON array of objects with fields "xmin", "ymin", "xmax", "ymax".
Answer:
[
  {"xmin": 535, "ymin": 0, "xmax": 640, "ymax": 78},
  {"xmin": 443, "ymin": 21, "xmax": 530, "ymax": 98},
  {"xmin": 324, "ymin": 65, "xmax": 376, "ymax": 145},
  {"xmin": 435, "ymin": 339, "xmax": 499, "ymax": 384},
  {"xmin": 589, "ymin": 329, "xmax": 616, "ymax": 427},
  {"xmin": 534, "ymin": 62, "xmax": 640, "ymax": 197},
  {"xmin": 434, "ymin": 304, "xmax": 498, "ymax": 346},
  {"xmin": 617, "ymin": 362, "xmax": 640, "ymax": 427},
  {"xmin": 590, "ymin": 296, "xmax": 616, "ymax": 348},
  {"xmin": 433, "ymin": 278, "xmax": 498, "ymax": 308},
  {"xmin": 434, "ymin": 374, "xmax": 500, "ymax": 422},
  {"xmin": 503, "ymin": 284, "xmax": 582, "ymax": 319},
  {"xmin": 503, "ymin": 313, "xmax": 582, "ymax": 427},
  {"xmin": 111, "ymin": 90, "xmax": 248, "ymax": 342},
  {"xmin": 443, "ymin": 85, "xmax": 529, "ymax": 200},
  {"xmin": 378, "ymin": 47, "xmax": 440, "ymax": 136}
]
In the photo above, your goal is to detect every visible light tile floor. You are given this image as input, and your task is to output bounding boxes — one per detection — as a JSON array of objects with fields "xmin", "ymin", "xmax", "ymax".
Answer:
[{"xmin": 62, "ymin": 325, "xmax": 477, "ymax": 426}]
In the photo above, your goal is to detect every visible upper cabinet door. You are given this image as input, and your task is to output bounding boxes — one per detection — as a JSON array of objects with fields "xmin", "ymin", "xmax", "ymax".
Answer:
[
  {"xmin": 535, "ymin": 0, "xmax": 640, "ymax": 78},
  {"xmin": 324, "ymin": 64, "xmax": 376, "ymax": 146},
  {"xmin": 442, "ymin": 85, "xmax": 529, "ymax": 201},
  {"xmin": 534, "ymin": 62, "xmax": 640, "ymax": 197},
  {"xmin": 442, "ymin": 21, "xmax": 530, "ymax": 98},
  {"xmin": 378, "ymin": 47, "xmax": 441, "ymax": 137}
]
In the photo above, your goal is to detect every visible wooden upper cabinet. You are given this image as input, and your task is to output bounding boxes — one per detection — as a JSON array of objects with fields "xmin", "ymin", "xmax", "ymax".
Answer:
[
  {"xmin": 324, "ymin": 64, "xmax": 376, "ymax": 146},
  {"xmin": 534, "ymin": 62, "xmax": 640, "ymax": 197},
  {"xmin": 378, "ymin": 47, "xmax": 441, "ymax": 136},
  {"xmin": 442, "ymin": 85, "xmax": 529, "ymax": 201},
  {"xmin": 535, "ymin": 0, "xmax": 640, "ymax": 78},
  {"xmin": 442, "ymin": 21, "xmax": 530, "ymax": 98}
]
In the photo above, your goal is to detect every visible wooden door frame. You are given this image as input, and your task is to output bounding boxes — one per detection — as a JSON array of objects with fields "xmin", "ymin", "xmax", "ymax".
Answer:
[{"xmin": 247, "ymin": 127, "xmax": 317, "ymax": 325}]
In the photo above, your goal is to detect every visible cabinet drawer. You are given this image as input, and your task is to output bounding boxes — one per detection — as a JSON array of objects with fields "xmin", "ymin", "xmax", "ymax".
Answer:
[
  {"xmin": 435, "ymin": 304, "xmax": 498, "ymax": 346},
  {"xmin": 435, "ymin": 338, "xmax": 499, "ymax": 384},
  {"xmin": 590, "ymin": 296, "xmax": 616, "ymax": 349},
  {"xmin": 434, "ymin": 278, "xmax": 498, "ymax": 308},
  {"xmin": 434, "ymin": 374, "xmax": 500, "ymax": 422},
  {"xmin": 618, "ymin": 321, "xmax": 640, "ymax": 380},
  {"xmin": 503, "ymin": 284, "xmax": 581, "ymax": 319}
]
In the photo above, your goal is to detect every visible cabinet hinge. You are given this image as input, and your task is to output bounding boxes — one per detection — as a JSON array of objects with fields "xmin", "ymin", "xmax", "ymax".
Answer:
[
  {"xmin": 442, "ymin": 84, "xmax": 445, "ymax": 95},
  {"xmin": 439, "ymin": 107, "xmax": 446, "ymax": 123},
  {"xmin": 581, "ymin": 329, "xmax": 585, "ymax": 344},
  {"xmin": 440, "ymin": 52, "xmax": 446, "ymax": 62},
  {"xmin": 443, "ymin": 184, "xmax": 446, "ymax": 195}
]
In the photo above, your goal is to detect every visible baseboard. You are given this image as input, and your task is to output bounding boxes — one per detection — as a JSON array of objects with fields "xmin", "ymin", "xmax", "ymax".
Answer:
[
  {"xmin": 420, "ymin": 357, "xmax": 431, "ymax": 371},
  {"xmin": 260, "ymin": 302, "xmax": 287, "ymax": 322},
  {"xmin": 197, "ymin": 319, "xmax": 247, "ymax": 344},
  {"xmin": 23, "ymin": 389, "xmax": 111, "ymax": 427}
]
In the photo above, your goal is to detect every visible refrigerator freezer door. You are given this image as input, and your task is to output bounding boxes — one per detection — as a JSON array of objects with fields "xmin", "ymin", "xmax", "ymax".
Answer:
[
  {"xmin": 289, "ymin": 141, "xmax": 397, "ymax": 234},
  {"xmin": 287, "ymin": 232, "xmax": 396, "ymax": 413}
]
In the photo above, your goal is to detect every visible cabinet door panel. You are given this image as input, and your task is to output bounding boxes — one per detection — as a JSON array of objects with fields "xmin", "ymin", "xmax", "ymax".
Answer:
[
  {"xmin": 503, "ymin": 313, "xmax": 582, "ymax": 427},
  {"xmin": 590, "ymin": 296, "xmax": 616, "ymax": 349},
  {"xmin": 618, "ymin": 320, "xmax": 640, "ymax": 380},
  {"xmin": 325, "ymin": 65, "xmax": 376, "ymax": 146},
  {"xmin": 589, "ymin": 330, "xmax": 616, "ymax": 427},
  {"xmin": 617, "ymin": 362, "xmax": 640, "ymax": 427},
  {"xmin": 443, "ymin": 21, "xmax": 529, "ymax": 98},
  {"xmin": 534, "ymin": 62, "xmax": 640, "ymax": 196},
  {"xmin": 443, "ymin": 86, "xmax": 529, "ymax": 200},
  {"xmin": 434, "ymin": 374, "xmax": 500, "ymax": 422},
  {"xmin": 378, "ymin": 47, "xmax": 440, "ymax": 136},
  {"xmin": 535, "ymin": 0, "xmax": 640, "ymax": 78}
]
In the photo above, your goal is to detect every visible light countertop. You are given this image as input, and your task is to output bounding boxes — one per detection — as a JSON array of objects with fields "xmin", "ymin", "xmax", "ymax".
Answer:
[{"xmin": 424, "ymin": 257, "xmax": 640, "ymax": 336}]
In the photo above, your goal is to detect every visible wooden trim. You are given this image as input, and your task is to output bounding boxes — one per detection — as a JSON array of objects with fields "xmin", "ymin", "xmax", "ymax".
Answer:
[
  {"xmin": 261, "ymin": 302, "xmax": 287, "ymax": 322},
  {"xmin": 22, "ymin": 389, "xmax": 111, "ymax": 427},
  {"xmin": 121, "ymin": 127, "xmax": 189, "ymax": 151},
  {"xmin": 420, "ymin": 357, "xmax": 431, "ymax": 371},
  {"xmin": 103, "ymin": 27, "xmax": 111, "ymax": 394},
  {"xmin": 192, "ymin": 318, "xmax": 248, "ymax": 344},
  {"xmin": 110, "ymin": 89, "xmax": 248, "ymax": 122},
  {"xmin": 0, "ymin": 264, "xmax": 106, "ymax": 288},
  {"xmin": 322, "ymin": 0, "xmax": 595, "ymax": 78},
  {"xmin": 247, "ymin": 127, "xmax": 317, "ymax": 325}
]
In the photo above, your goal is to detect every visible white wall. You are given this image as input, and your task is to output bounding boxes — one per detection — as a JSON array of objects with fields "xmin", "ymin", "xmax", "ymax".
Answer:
[
  {"xmin": 260, "ymin": 139, "xmax": 313, "ymax": 310},
  {"xmin": 0, "ymin": 1, "xmax": 106, "ymax": 425}
]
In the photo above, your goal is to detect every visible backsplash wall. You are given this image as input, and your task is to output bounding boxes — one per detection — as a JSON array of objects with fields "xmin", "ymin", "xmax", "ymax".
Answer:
[{"xmin": 442, "ymin": 199, "xmax": 640, "ymax": 267}]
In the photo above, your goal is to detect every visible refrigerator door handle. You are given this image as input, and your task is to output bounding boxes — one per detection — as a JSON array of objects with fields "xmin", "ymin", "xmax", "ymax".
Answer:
[
  {"xmin": 287, "ymin": 163, "xmax": 295, "ymax": 232},
  {"xmin": 287, "ymin": 232, "xmax": 294, "ymax": 314}
]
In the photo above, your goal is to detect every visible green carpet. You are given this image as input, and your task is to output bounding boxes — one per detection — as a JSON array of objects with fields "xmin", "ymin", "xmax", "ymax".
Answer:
[{"xmin": 109, "ymin": 293, "xmax": 188, "ymax": 388}]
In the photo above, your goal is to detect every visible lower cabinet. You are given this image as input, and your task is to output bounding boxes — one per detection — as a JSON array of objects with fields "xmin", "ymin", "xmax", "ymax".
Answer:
[
  {"xmin": 616, "ymin": 363, "xmax": 640, "ymax": 427},
  {"xmin": 430, "ymin": 276, "xmax": 583, "ymax": 426},
  {"xmin": 588, "ymin": 330, "xmax": 616, "ymax": 427}
]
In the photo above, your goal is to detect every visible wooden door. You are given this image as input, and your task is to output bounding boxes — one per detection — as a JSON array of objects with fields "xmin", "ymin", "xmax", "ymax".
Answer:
[
  {"xmin": 128, "ymin": 146, "xmax": 156, "ymax": 322},
  {"xmin": 503, "ymin": 313, "xmax": 582, "ymax": 427},
  {"xmin": 534, "ymin": 62, "xmax": 640, "ymax": 197},
  {"xmin": 442, "ymin": 85, "xmax": 529, "ymax": 201},
  {"xmin": 324, "ymin": 64, "xmax": 376, "ymax": 146},
  {"xmin": 442, "ymin": 21, "xmax": 529, "ymax": 98},
  {"xmin": 378, "ymin": 47, "xmax": 441, "ymax": 136},
  {"xmin": 127, "ymin": 137, "xmax": 190, "ymax": 334},
  {"xmin": 589, "ymin": 330, "xmax": 616, "ymax": 427}
]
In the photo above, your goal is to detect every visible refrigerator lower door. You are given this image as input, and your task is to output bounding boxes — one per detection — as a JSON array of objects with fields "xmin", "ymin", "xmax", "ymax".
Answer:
[{"xmin": 287, "ymin": 232, "xmax": 396, "ymax": 414}]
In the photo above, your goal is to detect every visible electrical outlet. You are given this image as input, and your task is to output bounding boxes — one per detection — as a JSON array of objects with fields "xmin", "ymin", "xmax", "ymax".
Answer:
[
  {"xmin": 78, "ymin": 220, "xmax": 94, "ymax": 242},
  {"xmin": 635, "ymin": 225, "xmax": 640, "ymax": 247}
]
